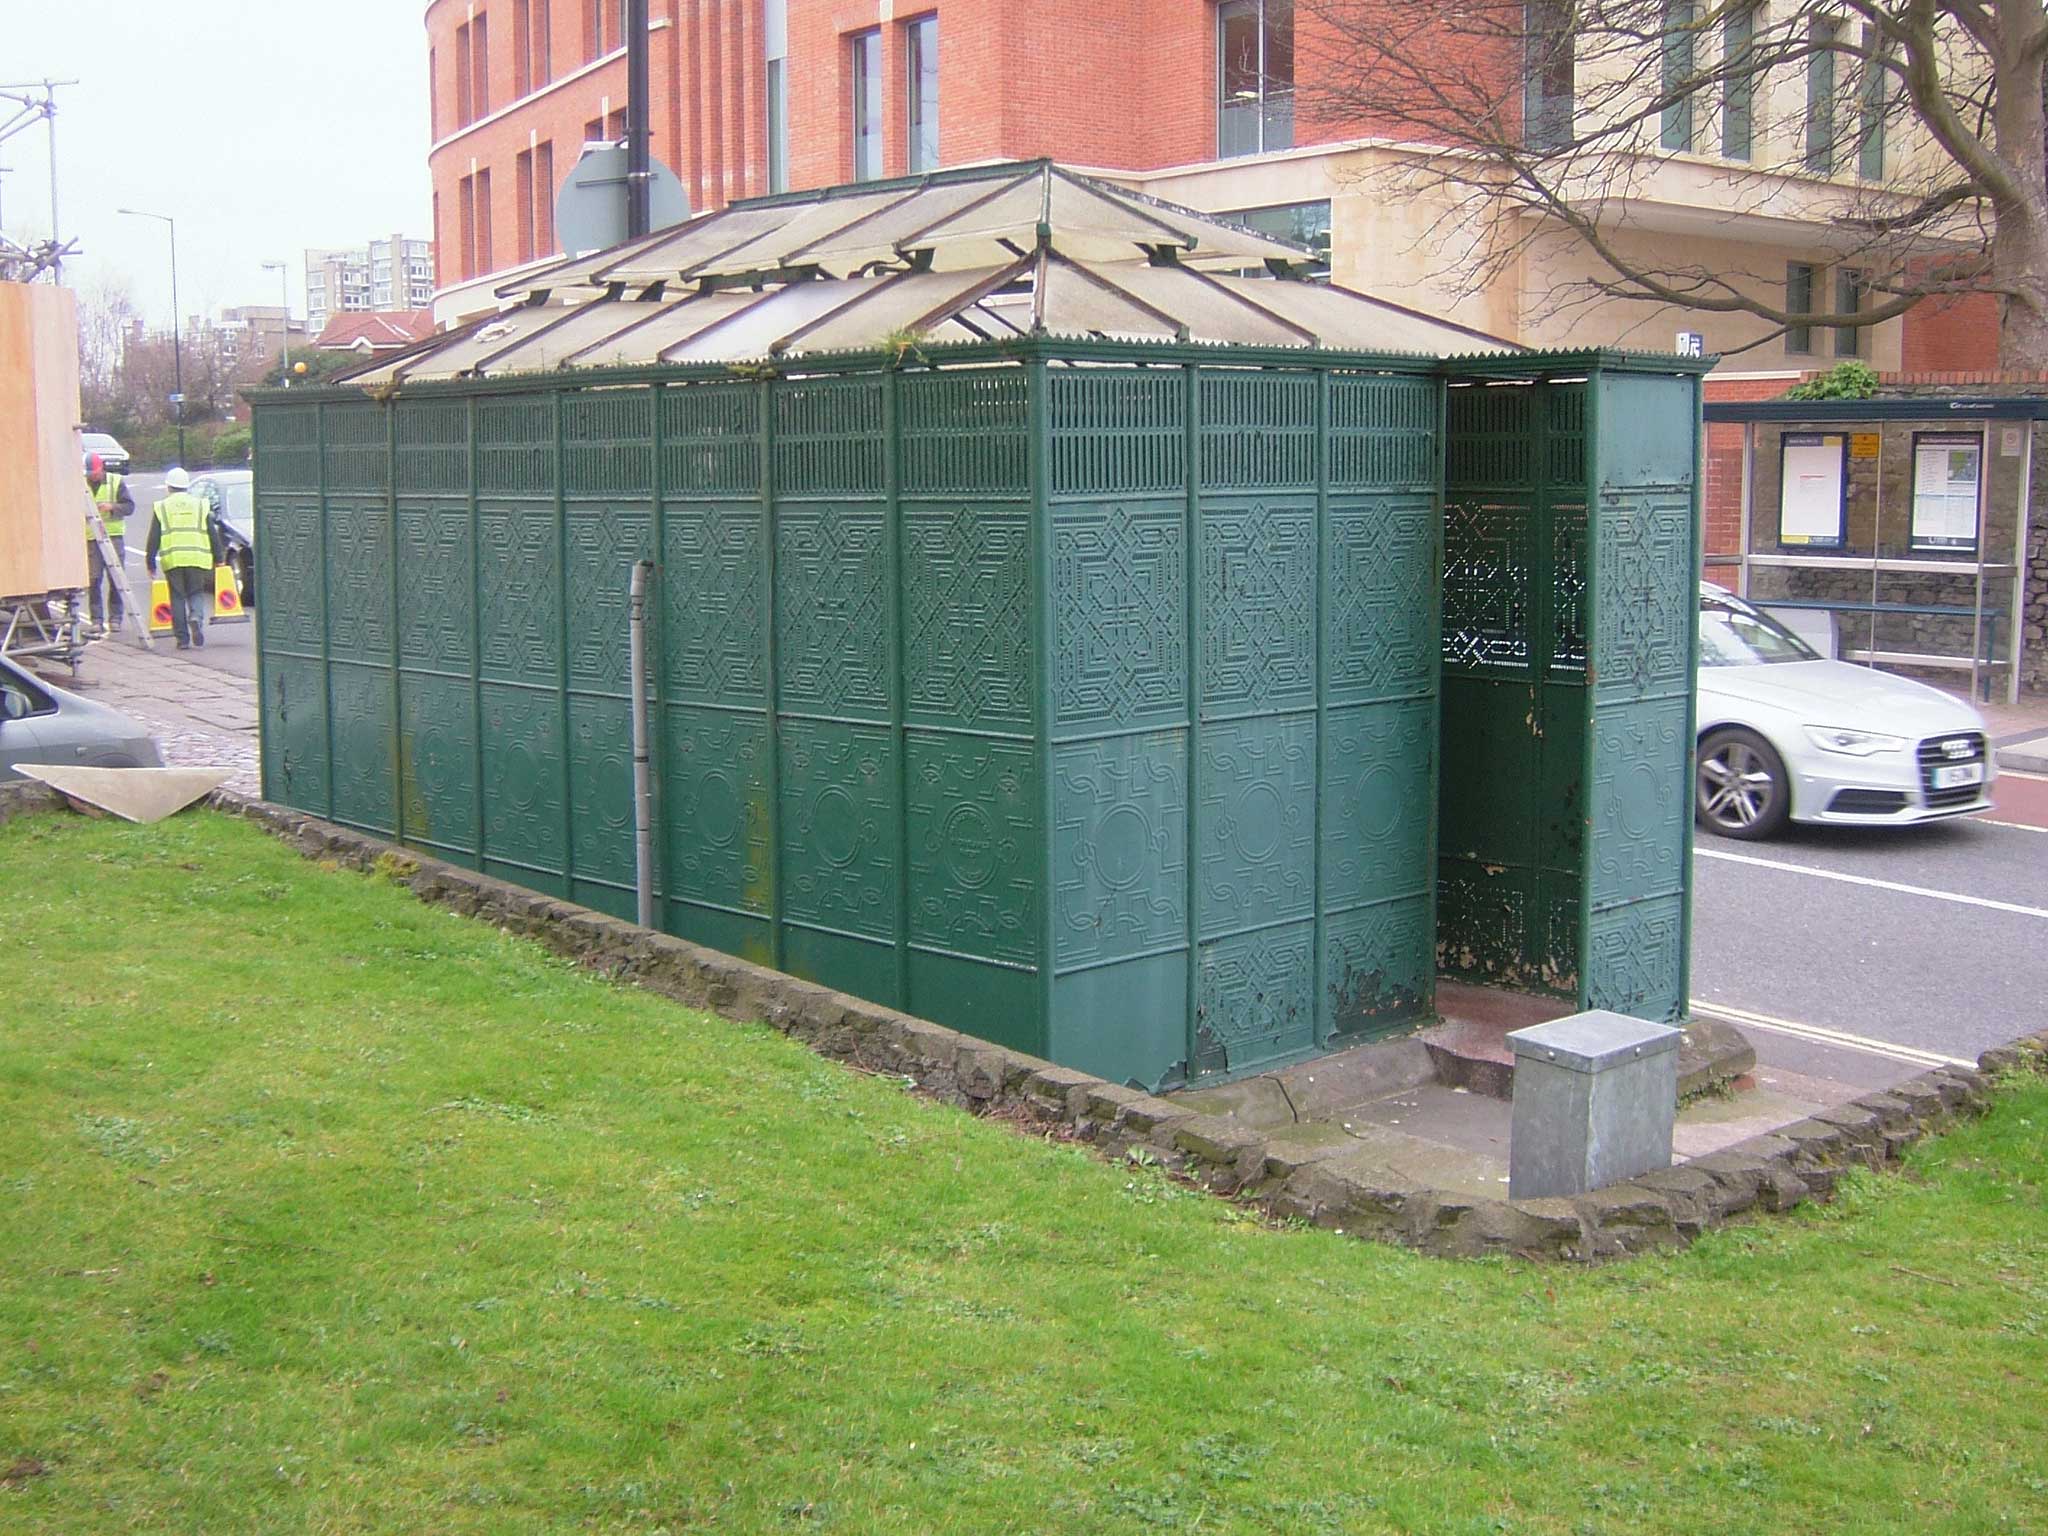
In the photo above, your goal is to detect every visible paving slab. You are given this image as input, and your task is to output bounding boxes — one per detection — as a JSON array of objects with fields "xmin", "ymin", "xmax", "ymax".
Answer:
[{"xmin": 1997, "ymin": 731, "xmax": 2048, "ymax": 774}]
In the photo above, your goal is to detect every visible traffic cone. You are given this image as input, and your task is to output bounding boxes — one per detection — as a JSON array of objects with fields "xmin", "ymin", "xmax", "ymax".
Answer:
[
  {"xmin": 149, "ymin": 577, "xmax": 173, "ymax": 635},
  {"xmin": 211, "ymin": 564, "xmax": 248, "ymax": 623}
]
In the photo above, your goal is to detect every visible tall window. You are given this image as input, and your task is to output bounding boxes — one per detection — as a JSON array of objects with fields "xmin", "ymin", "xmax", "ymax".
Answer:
[
  {"xmin": 516, "ymin": 0, "xmax": 532, "ymax": 95},
  {"xmin": 1218, "ymin": 0, "xmax": 1293, "ymax": 159},
  {"xmin": 476, "ymin": 169, "xmax": 493, "ymax": 275},
  {"xmin": 1786, "ymin": 262, "xmax": 1815, "ymax": 353},
  {"xmin": 459, "ymin": 174, "xmax": 477, "ymax": 281},
  {"xmin": 1805, "ymin": 19, "xmax": 1839, "ymax": 174},
  {"xmin": 766, "ymin": 0, "xmax": 789, "ymax": 191},
  {"xmin": 1660, "ymin": 0, "xmax": 1695, "ymax": 151},
  {"xmin": 1858, "ymin": 27, "xmax": 1887, "ymax": 179},
  {"xmin": 586, "ymin": 0, "xmax": 623, "ymax": 60},
  {"xmin": 430, "ymin": 46, "xmax": 439, "ymax": 135},
  {"xmin": 851, "ymin": 29, "xmax": 882, "ymax": 181},
  {"xmin": 533, "ymin": 0, "xmax": 551, "ymax": 86},
  {"xmin": 1834, "ymin": 269, "xmax": 1864, "ymax": 357},
  {"xmin": 455, "ymin": 22, "xmax": 473, "ymax": 125},
  {"xmin": 1522, "ymin": 1, "xmax": 1574, "ymax": 152},
  {"xmin": 516, "ymin": 142, "xmax": 556, "ymax": 263},
  {"xmin": 472, "ymin": 13, "xmax": 490, "ymax": 117},
  {"xmin": 1722, "ymin": 4, "xmax": 1755, "ymax": 160},
  {"xmin": 906, "ymin": 15, "xmax": 939, "ymax": 173}
]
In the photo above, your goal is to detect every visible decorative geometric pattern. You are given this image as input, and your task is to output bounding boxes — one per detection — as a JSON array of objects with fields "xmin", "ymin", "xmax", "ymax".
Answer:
[
  {"xmin": 776, "ymin": 506, "xmax": 890, "ymax": 719},
  {"xmin": 1444, "ymin": 383, "xmax": 1533, "ymax": 489},
  {"xmin": 1585, "ymin": 893, "xmax": 1684, "ymax": 1022},
  {"xmin": 568, "ymin": 694, "xmax": 634, "ymax": 887},
  {"xmin": 398, "ymin": 672, "xmax": 475, "ymax": 851},
  {"xmin": 1053, "ymin": 501, "xmax": 1186, "ymax": 729},
  {"xmin": 1321, "ymin": 698, "xmax": 1433, "ymax": 911},
  {"xmin": 1197, "ymin": 715, "xmax": 1315, "ymax": 937},
  {"xmin": 324, "ymin": 499, "xmax": 391, "ymax": 663},
  {"xmin": 665, "ymin": 704, "xmax": 772, "ymax": 914},
  {"xmin": 774, "ymin": 378, "xmax": 885, "ymax": 497},
  {"xmin": 1441, "ymin": 497, "xmax": 1530, "ymax": 671},
  {"xmin": 780, "ymin": 719, "xmax": 895, "ymax": 939},
  {"xmin": 1594, "ymin": 487, "xmax": 1693, "ymax": 700},
  {"xmin": 906, "ymin": 733, "xmax": 1035, "ymax": 964},
  {"xmin": 396, "ymin": 503, "xmax": 473, "ymax": 671},
  {"xmin": 664, "ymin": 383, "xmax": 762, "ymax": 497},
  {"xmin": 1200, "ymin": 498, "xmax": 1315, "ymax": 712},
  {"xmin": 1435, "ymin": 867, "xmax": 1529, "ymax": 986},
  {"xmin": 327, "ymin": 661, "xmax": 394, "ymax": 833},
  {"xmin": 1199, "ymin": 372, "xmax": 1315, "ymax": 489},
  {"xmin": 1324, "ymin": 894, "xmax": 1433, "ymax": 1038},
  {"xmin": 1327, "ymin": 493, "xmax": 1436, "ymax": 704},
  {"xmin": 664, "ymin": 504, "xmax": 766, "ymax": 704},
  {"xmin": 257, "ymin": 499, "xmax": 324, "ymax": 652},
  {"xmin": 901, "ymin": 369, "xmax": 1029, "ymax": 496},
  {"xmin": 566, "ymin": 507, "xmax": 654, "ymax": 692},
  {"xmin": 1052, "ymin": 731, "xmax": 1186, "ymax": 969},
  {"xmin": 905, "ymin": 507, "xmax": 1031, "ymax": 730},
  {"xmin": 254, "ymin": 406, "xmax": 320, "ymax": 490},
  {"xmin": 1195, "ymin": 921, "xmax": 1315, "ymax": 1070},
  {"xmin": 1590, "ymin": 696, "xmax": 1688, "ymax": 908},
  {"xmin": 1049, "ymin": 369, "xmax": 1185, "ymax": 499},
  {"xmin": 480, "ymin": 683, "xmax": 566, "ymax": 874},
  {"xmin": 476, "ymin": 398, "xmax": 557, "ymax": 495},
  {"xmin": 478, "ymin": 502, "xmax": 559, "ymax": 683},
  {"xmin": 262, "ymin": 655, "xmax": 328, "ymax": 811},
  {"xmin": 1549, "ymin": 502, "xmax": 1587, "ymax": 674}
]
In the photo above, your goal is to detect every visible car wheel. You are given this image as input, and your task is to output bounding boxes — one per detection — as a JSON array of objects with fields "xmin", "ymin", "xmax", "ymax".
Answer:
[{"xmin": 1697, "ymin": 727, "xmax": 1790, "ymax": 840}]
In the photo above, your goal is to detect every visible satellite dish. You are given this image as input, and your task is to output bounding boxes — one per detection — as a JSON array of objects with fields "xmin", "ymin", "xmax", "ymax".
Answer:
[{"xmin": 555, "ymin": 142, "xmax": 691, "ymax": 257}]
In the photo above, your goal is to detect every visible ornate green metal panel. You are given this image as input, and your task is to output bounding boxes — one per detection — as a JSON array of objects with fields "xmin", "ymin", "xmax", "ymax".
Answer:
[{"xmin": 251, "ymin": 340, "xmax": 1695, "ymax": 1092}]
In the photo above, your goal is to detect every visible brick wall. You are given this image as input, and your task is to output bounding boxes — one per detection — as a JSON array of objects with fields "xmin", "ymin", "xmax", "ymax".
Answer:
[
  {"xmin": 1901, "ymin": 290, "xmax": 2001, "ymax": 375},
  {"xmin": 1701, "ymin": 373, "xmax": 1806, "ymax": 559}
]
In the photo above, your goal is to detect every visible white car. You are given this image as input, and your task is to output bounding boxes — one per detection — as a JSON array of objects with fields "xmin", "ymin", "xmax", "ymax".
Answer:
[{"xmin": 1696, "ymin": 585, "xmax": 1994, "ymax": 839}]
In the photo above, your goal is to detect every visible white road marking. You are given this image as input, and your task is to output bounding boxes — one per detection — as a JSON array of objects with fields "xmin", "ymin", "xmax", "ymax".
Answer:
[
  {"xmin": 1696, "ymin": 846, "xmax": 2048, "ymax": 922},
  {"xmin": 1689, "ymin": 998, "xmax": 1975, "ymax": 1070},
  {"xmin": 1981, "ymin": 819, "xmax": 2048, "ymax": 834}
]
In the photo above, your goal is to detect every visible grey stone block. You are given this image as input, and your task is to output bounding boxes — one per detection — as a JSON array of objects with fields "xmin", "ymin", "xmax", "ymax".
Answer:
[{"xmin": 1507, "ymin": 1011, "xmax": 1683, "ymax": 1200}]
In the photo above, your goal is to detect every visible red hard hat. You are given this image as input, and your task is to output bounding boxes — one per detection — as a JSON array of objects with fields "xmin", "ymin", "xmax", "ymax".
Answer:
[{"xmin": 87, "ymin": 453, "xmax": 104, "ymax": 476}]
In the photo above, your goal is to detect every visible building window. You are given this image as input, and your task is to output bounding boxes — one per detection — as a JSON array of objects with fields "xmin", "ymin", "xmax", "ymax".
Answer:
[
  {"xmin": 1220, "ymin": 199, "xmax": 1331, "ymax": 278},
  {"xmin": 516, "ymin": 142, "xmax": 555, "ymax": 263},
  {"xmin": 534, "ymin": 0, "xmax": 552, "ymax": 87},
  {"xmin": 1858, "ymin": 27, "xmax": 1887, "ymax": 179},
  {"xmin": 517, "ymin": 148, "xmax": 536, "ymax": 263},
  {"xmin": 472, "ymin": 13, "xmax": 490, "ymax": 118},
  {"xmin": 1786, "ymin": 262, "xmax": 1815, "ymax": 354},
  {"xmin": 477, "ymin": 169, "xmax": 493, "ymax": 276},
  {"xmin": 516, "ymin": 0, "xmax": 532, "ymax": 95},
  {"xmin": 851, "ymin": 29, "xmax": 882, "ymax": 181},
  {"xmin": 586, "ymin": 0, "xmax": 623, "ymax": 61},
  {"xmin": 906, "ymin": 15, "xmax": 939, "ymax": 173},
  {"xmin": 459, "ymin": 176, "xmax": 477, "ymax": 281},
  {"xmin": 455, "ymin": 22, "xmax": 473, "ymax": 125},
  {"xmin": 1660, "ymin": 1, "xmax": 1695, "ymax": 151},
  {"xmin": 1218, "ymin": 0, "xmax": 1293, "ymax": 159},
  {"xmin": 1522, "ymin": 1, "xmax": 1575, "ymax": 152},
  {"xmin": 1834, "ymin": 269, "xmax": 1864, "ymax": 357},
  {"xmin": 1722, "ymin": 4, "xmax": 1754, "ymax": 160},
  {"xmin": 430, "ymin": 46, "xmax": 439, "ymax": 136},
  {"xmin": 1805, "ymin": 18, "xmax": 1838, "ymax": 174},
  {"xmin": 766, "ymin": 0, "xmax": 789, "ymax": 192}
]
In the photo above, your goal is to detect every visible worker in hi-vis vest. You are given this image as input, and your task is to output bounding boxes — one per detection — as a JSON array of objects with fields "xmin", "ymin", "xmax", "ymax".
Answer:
[
  {"xmin": 146, "ymin": 467, "xmax": 224, "ymax": 651},
  {"xmin": 83, "ymin": 453, "xmax": 134, "ymax": 631}
]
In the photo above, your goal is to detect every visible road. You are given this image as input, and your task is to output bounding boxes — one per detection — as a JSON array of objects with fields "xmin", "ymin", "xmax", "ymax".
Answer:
[
  {"xmin": 1691, "ymin": 775, "xmax": 2048, "ymax": 1087},
  {"xmin": 116, "ymin": 470, "xmax": 255, "ymax": 681}
]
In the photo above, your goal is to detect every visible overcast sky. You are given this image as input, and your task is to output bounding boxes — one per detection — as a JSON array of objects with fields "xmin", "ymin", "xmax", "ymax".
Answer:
[{"xmin": 4, "ymin": 0, "xmax": 432, "ymax": 326}]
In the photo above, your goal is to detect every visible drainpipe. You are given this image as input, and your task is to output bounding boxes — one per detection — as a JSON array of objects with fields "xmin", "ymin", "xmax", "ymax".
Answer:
[
  {"xmin": 626, "ymin": 0, "xmax": 651, "ymax": 239},
  {"xmin": 628, "ymin": 559, "xmax": 655, "ymax": 928}
]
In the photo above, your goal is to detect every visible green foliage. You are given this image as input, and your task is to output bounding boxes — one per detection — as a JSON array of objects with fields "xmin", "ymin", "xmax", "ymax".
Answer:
[
  {"xmin": 2, "ymin": 810, "xmax": 2046, "ymax": 1534},
  {"xmin": 260, "ymin": 345, "xmax": 358, "ymax": 388},
  {"xmin": 207, "ymin": 426, "xmax": 252, "ymax": 466},
  {"xmin": 1784, "ymin": 360, "xmax": 1882, "ymax": 401}
]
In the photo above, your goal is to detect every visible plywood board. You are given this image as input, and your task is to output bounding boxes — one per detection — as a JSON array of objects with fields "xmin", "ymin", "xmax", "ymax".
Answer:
[{"xmin": 0, "ymin": 282, "xmax": 90, "ymax": 598}]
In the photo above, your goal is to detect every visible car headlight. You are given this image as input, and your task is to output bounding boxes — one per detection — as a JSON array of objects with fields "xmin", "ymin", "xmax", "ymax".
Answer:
[{"xmin": 1803, "ymin": 725, "xmax": 1908, "ymax": 757}]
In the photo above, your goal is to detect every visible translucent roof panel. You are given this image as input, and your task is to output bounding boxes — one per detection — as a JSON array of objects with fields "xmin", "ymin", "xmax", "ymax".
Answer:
[
  {"xmin": 791, "ymin": 176, "xmax": 1033, "ymax": 272},
  {"xmin": 569, "ymin": 288, "xmax": 766, "ymax": 365},
  {"xmin": 1033, "ymin": 261, "xmax": 1183, "ymax": 341},
  {"xmin": 792, "ymin": 266, "xmax": 1014, "ymax": 353},
  {"xmin": 1100, "ymin": 263, "xmax": 1310, "ymax": 346},
  {"xmin": 398, "ymin": 305, "xmax": 573, "ymax": 379},
  {"xmin": 1216, "ymin": 278, "xmax": 1514, "ymax": 355},
  {"xmin": 663, "ymin": 276, "xmax": 893, "ymax": 362},
  {"xmin": 477, "ymin": 297, "xmax": 672, "ymax": 373},
  {"xmin": 589, "ymin": 205, "xmax": 794, "ymax": 284}
]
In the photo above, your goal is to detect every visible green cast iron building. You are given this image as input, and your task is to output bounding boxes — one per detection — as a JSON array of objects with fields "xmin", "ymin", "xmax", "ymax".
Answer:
[{"xmin": 250, "ymin": 162, "xmax": 1704, "ymax": 1091}]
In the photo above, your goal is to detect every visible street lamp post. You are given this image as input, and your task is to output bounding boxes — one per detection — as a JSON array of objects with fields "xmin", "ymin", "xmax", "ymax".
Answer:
[
  {"xmin": 117, "ymin": 206, "xmax": 185, "ymax": 466},
  {"xmin": 261, "ymin": 259, "xmax": 291, "ymax": 387}
]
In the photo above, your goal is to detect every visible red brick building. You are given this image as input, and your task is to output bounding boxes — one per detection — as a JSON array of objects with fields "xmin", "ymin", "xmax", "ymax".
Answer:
[{"xmin": 424, "ymin": 0, "xmax": 1998, "ymax": 383}]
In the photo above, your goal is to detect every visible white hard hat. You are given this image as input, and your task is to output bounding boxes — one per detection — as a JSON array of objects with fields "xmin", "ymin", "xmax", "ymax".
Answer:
[{"xmin": 165, "ymin": 467, "xmax": 191, "ymax": 491}]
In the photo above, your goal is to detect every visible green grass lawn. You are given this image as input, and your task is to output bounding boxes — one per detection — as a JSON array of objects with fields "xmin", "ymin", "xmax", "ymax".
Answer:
[{"xmin": 2, "ymin": 811, "xmax": 2044, "ymax": 1534}]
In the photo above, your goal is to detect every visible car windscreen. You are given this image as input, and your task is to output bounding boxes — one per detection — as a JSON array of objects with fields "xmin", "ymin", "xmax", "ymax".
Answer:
[{"xmin": 1699, "ymin": 596, "xmax": 1819, "ymax": 666}]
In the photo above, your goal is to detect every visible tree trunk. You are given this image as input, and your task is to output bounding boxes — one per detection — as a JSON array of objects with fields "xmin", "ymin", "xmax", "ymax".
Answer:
[{"xmin": 1993, "ymin": 209, "xmax": 2048, "ymax": 368}]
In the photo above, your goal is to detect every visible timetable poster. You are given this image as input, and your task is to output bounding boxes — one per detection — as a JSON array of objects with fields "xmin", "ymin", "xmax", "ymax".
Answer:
[
  {"xmin": 1779, "ymin": 433, "xmax": 1846, "ymax": 547},
  {"xmin": 1911, "ymin": 434, "xmax": 1981, "ymax": 552}
]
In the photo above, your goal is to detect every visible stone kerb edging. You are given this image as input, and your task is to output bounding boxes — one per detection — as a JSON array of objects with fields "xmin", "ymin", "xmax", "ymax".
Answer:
[{"xmin": 11, "ymin": 779, "xmax": 2039, "ymax": 1262}]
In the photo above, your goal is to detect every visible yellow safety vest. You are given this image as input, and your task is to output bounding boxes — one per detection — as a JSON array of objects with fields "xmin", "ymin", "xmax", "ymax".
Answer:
[
  {"xmin": 88, "ymin": 473, "xmax": 126, "ymax": 539},
  {"xmin": 154, "ymin": 492, "xmax": 214, "ymax": 572}
]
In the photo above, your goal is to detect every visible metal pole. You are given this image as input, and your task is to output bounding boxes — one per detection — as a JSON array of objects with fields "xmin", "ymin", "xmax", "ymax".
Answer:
[
  {"xmin": 626, "ymin": 0, "xmax": 650, "ymax": 238},
  {"xmin": 168, "ymin": 215, "xmax": 185, "ymax": 466},
  {"xmin": 44, "ymin": 88, "xmax": 59, "ymax": 284},
  {"xmin": 628, "ymin": 558, "xmax": 655, "ymax": 928}
]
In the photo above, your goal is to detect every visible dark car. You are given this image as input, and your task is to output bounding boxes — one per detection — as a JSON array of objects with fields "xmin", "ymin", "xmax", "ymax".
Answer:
[
  {"xmin": 193, "ymin": 470, "xmax": 255, "ymax": 609},
  {"xmin": 81, "ymin": 431, "xmax": 131, "ymax": 476}
]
